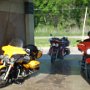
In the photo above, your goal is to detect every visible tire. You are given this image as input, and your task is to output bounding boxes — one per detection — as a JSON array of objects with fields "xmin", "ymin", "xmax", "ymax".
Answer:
[
  {"xmin": 65, "ymin": 48, "xmax": 70, "ymax": 55},
  {"xmin": 0, "ymin": 68, "xmax": 9, "ymax": 88},
  {"xmin": 85, "ymin": 64, "xmax": 90, "ymax": 80}
]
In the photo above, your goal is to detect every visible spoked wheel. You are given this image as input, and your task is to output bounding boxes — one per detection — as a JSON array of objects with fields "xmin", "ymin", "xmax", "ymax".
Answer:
[{"xmin": 0, "ymin": 70, "xmax": 9, "ymax": 88}]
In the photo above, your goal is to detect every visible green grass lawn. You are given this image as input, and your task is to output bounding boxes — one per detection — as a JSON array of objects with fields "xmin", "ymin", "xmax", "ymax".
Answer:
[
  {"xmin": 34, "ymin": 25, "xmax": 89, "ymax": 36},
  {"xmin": 35, "ymin": 29, "xmax": 83, "ymax": 36},
  {"xmin": 34, "ymin": 25, "xmax": 89, "ymax": 47}
]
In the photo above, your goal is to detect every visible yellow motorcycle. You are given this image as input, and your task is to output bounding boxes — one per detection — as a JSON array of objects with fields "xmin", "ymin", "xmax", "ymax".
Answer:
[{"xmin": 0, "ymin": 39, "xmax": 42, "ymax": 87}]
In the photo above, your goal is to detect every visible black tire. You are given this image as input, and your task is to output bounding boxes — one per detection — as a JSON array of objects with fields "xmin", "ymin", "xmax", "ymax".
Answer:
[
  {"xmin": 0, "ymin": 69, "xmax": 9, "ymax": 88},
  {"xmin": 85, "ymin": 64, "xmax": 90, "ymax": 80},
  {"xmin": 65, "ymin": 48, "xmax": 70, "ymax": 55}
]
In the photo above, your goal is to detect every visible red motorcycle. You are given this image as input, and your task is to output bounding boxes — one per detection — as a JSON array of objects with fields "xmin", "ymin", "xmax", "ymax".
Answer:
[
  {"xmin": 77, "ymin": 40, "xmax": 90, "ymax": 79},
  {"xmin": 48, "ymin": 37, "xmax": 70, "ymax": 63}
]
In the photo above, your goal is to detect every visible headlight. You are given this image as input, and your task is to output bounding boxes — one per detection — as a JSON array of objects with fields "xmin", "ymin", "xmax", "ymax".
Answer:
[
  {"xmin": 55, "ymin": 43, "xmax": 59, "ymax": 47},
  {"xmin": 86, "ymin": 49, "xmax": 90, "ymax": 55},
  {"xmin": 52, "ymin": 43, "xmax": 55, "ymax": 46}
]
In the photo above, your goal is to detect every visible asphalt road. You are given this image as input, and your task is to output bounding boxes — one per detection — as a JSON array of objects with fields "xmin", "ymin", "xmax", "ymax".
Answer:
[{"xmin": 1, "ymin": 47, "xmax": 90, "ymax": 90}]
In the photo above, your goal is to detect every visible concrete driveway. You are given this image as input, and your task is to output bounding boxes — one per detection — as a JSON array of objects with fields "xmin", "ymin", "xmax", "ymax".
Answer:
[{"xmin": 1, "ymin": 47, "xmax": 90, "ymax": 90}]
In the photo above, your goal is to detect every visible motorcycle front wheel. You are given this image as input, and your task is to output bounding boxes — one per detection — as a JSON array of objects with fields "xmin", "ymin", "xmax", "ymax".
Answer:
[
  {"xmin": 85, "ymin": 64, "xmax": 90, "ymax": 80},
  {"xmin": 0, "ymin": 68, "xmax": 9, "ymax": 88}
]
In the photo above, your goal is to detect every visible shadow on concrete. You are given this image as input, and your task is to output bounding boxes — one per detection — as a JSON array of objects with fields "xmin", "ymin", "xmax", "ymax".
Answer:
[
  {"xmin": 37, "ymin": 53, "xmax": 90, "ymax": 84},
  {"xmin": 38, "ymin": 54, "xmax": 81, "ymax": 75}
]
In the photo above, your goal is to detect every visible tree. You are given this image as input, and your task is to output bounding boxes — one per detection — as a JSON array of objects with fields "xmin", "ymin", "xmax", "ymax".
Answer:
[{"xmin": 33, "ymin": 0, "xmax": 90, "ymax": 29}]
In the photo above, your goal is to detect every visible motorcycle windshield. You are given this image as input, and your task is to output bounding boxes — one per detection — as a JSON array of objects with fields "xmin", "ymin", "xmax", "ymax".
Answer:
[
  {"xmin": 2, "ymin": 39, "xmax": 27, "ymax": 58},
  {"xmin": 9, "ymin": 38, "xmax": 23, "ymax": 47}
]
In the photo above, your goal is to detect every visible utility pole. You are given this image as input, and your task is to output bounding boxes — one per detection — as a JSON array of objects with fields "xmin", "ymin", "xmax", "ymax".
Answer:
[{"xmin": 82, "ymin": 7, "xmax": 88, "ymax": 41}]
